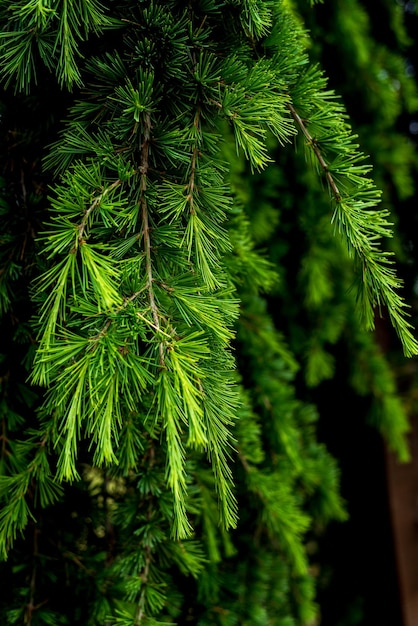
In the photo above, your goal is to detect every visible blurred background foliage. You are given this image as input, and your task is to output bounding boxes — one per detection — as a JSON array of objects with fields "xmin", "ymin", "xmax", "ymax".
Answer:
[{"xmin": 239, "ymin": 0, "xmax": 418, "ymax": 623}]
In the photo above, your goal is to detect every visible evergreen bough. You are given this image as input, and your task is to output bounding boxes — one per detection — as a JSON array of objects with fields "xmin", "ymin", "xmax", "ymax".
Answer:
[{"xmin": 0, "ymin": 1, "xmax": 416, "ymax": 624}]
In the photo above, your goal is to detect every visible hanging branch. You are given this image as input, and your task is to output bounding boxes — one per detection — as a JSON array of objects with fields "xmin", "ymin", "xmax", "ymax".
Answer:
[
  {"xmin": 139, "ymin": 112, "xmax": 165, "ymax": 367},
  {"xmin": 287, "ymin": 102, "xmax": 341, "ymax": 202},
  {"xmin": 287, "ymin": 99, "xmax": 418, "ymax": 356}
]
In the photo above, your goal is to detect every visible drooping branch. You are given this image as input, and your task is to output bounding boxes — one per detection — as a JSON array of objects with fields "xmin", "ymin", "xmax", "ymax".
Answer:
[
  {"xmin": 139, "ymin": 112, "xmax": 165, "ymax": 365},
  {"xmin": 287, "ymin": 101, "xmax": 418, "ymax": 356},
  {"xmin": 287, "ymin": 102, "xmax": 342, "ymax": 203}
]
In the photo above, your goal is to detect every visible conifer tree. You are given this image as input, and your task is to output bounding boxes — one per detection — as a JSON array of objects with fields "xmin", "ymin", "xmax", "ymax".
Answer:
[{"xmin": 0, "ymin": 1, "xmax": 416, "ymax": 625}]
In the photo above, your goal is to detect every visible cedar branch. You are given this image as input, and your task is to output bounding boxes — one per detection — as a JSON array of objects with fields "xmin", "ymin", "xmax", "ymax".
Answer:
[
  {"xmin": 140, "ymin": 112, "xmax": 165, "ymax": 365},
  {"xmin": 287, "ymin": 102, "xmax": 342, "ymax": 202},
  {"xmin": 78, "ymin": 179, "xmax": 122, "ymax": 244}
]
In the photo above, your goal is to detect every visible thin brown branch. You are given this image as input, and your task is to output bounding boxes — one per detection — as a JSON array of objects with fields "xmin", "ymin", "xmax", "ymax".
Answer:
[
  {"xmin": 237, "ymin": 447, "xmax": 251, "ymax": 474},
  {"xmin": 121, "ymin": 17, "xmax": 143, "ymax": 28},
  {"xmin": 88, "ymin": 318, "xmax": 113, "ymax": 349},
  {"xmin": 139, "ymin": 112, "xmax": 165, "ymax": 366},
  {"xmin": 20, "ymin": 167, "xmax": 27, "ymax": 206},
  {"xmin": 87, "ymin": 285, "xmax": 168, "ymax": 348},
  {"xmin": 78, "ymin": 179, "xmax": 122, "ymax": 244},
  {"xmin": 62, "ymin": 551, "xmax": 96, "ymax": 576},
  {"xmin": 135, "ymin": 446, "xmax": 155, "ymax": 626},
  {"xmin": 24, "ymin": 527, "xmax": 39, "ymax": 626},
  {"xmin": 208, "ymin": 97, "xmax": 222, "ymax": 109},
  {"xmin": 287, "ymin": 102, "xmax": 342, "ymax": 203},
  {"xmin": 135, "ymin": 544, "xmax": 152, "ymax": 625},
  {"xmin": 1, "ymin": 411, "xmax": 10, "ymax": 461},
  {"xmin": 186, "ymin": 107, "xmax": 201, "ymax": 214}
]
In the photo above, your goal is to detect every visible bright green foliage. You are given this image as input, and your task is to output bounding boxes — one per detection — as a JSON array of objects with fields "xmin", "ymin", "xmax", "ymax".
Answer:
[{"xmin": 0, "ymin": 1, "xmax": 416, "ymax": 625}]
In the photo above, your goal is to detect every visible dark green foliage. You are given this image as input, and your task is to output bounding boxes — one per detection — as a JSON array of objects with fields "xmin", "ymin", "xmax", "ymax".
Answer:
[{"xmin": 0, "ymin": 1, "xmax": 416, "ymax": 624}]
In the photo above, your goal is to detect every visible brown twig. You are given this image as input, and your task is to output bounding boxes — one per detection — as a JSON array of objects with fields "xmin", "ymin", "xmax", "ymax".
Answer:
[
  {"xmin": 1, "ymin": 411, "xmax": 10, "ymax": 461},
  {"xmin": 77, "ymin": 179, "xmax": 122, "ymax": 244},
  {"xmin": 139, "ymin": 113, "xmax": 165, "ymax": 366},
  {"xmin": 134, "ymin": 443, "xmax": 156, "ymax": 625},
  {"xmin": 24, "ymin": 527, "xmax": 40, "ymax": 626},
  {"xmin": 287, "ymin": 102, "xmax": 342, "ymax": 203},
  {"xmin": 186, "ymin": 107, "xmax": 201, "ymax": 214},
  {"xmin": 134, "ymin": 544, "xmax": 152, "ymax": 625}
]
